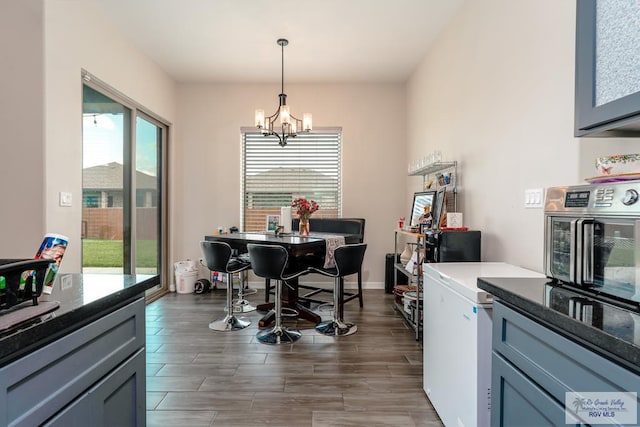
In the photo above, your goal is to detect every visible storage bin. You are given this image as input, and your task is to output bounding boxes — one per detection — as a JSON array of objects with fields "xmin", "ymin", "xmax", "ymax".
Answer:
[{"xmin": 174, "ymin": 260, "xmax": 198, "ymax": 294}]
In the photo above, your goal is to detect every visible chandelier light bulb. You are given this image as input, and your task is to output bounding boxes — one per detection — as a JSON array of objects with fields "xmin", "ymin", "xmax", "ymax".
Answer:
[
  {"xmin": 303, "ymin": 113, "xmax": 312, "ymax": 132},
  {"xmin": 255, "ymin": 109, "xmax": 265, "ymax": 128},
  {"xmin": 280, "ymin": 105, "xmax": 290, "ymax": 125}
]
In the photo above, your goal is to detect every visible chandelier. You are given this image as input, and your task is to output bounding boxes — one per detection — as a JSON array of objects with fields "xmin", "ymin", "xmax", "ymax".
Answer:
[{"xmin": 254, "ymin": 38, "xmax": 312, "ymax": 147}]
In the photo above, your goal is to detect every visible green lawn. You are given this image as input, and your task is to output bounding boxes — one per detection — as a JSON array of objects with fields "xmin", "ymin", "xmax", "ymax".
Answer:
[{"xmin": 82, "ymin": 239, "xmax": 157, "ymax": 268}]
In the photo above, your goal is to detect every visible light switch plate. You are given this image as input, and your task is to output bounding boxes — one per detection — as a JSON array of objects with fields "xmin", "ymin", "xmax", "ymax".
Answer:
[
  {"xmin": 524, "ymin": 188, "xmax": 544, "ymax": 208},
  {"xmin": 59, "ymin": 191, "xmax": 72, "ymax": 207}
]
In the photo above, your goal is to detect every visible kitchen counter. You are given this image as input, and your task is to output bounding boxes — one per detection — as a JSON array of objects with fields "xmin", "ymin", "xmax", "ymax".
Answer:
[
  {"xmin": 477, "ymin": 277, "xmax": 640, "ymax": 374},
  {"xmin": 0, "ymin": 273, "xmax": 159, "ymax": 368}
]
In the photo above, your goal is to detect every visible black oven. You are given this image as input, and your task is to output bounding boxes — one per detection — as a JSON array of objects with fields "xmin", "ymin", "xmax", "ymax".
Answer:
[{"xmin": 544, "ymin": 183, "xmax": 640, "ymax": 307}]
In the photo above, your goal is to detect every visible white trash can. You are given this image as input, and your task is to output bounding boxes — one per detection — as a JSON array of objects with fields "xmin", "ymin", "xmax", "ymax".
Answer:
[{"xmin": 174, "ymin": 260, "xmax": 198, "ymax": 294}]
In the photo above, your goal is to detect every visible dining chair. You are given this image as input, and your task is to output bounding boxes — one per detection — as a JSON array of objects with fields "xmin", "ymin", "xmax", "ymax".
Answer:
[
  {"xmin": 247, "ymin": 243, "xmax": 309, "ymax": 344},
  {"xmin": 200, "ymin": 241, "xmax": 252, "ymax": 331},
  {"xmin": 288, "ymin": 218, "xmax": 366, "ymax": 308},
  {"xmin": 309, "ymin": 243, "xmax": 367, "ymax": 336}
]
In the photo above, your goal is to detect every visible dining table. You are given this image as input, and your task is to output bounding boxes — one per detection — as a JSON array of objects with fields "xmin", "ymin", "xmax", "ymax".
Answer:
[{"xmin": 203, "ymin": 231, "xmax": 359, "ymax": 327}]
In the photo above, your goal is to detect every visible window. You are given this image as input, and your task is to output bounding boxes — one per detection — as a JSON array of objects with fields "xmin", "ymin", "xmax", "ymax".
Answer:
[
  {"xmin": 84, "ymin": 193, "xmax": 99, "ymax": 208},
  {"xmin": 242, "ymin": 128, "xmax": 342, "ymax": 231}
]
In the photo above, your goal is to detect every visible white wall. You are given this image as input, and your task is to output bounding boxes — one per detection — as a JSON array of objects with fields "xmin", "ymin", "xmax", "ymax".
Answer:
[
  {"xmin": 0, "ymin": 0, "xmax": 46, "ymax": 257},
  {"xmin": 407, "ymin": 0, "xmax": 640, "ymax": 272},
  {"xmin": 176, "ymin": 83, "xmax": 406, "ymax": 285},
  {"xmin": 43, "ymin": 0, "xmax": 176, "ymax": 272}
]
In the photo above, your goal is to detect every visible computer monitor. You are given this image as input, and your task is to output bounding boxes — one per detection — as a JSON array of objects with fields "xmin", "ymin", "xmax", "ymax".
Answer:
[{"xmin": 410, "ymin": 191, "xmax": 436, "ymax": 228}]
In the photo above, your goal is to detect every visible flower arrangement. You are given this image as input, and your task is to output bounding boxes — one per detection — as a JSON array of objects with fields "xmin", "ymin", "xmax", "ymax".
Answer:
[{"xmin": 291, "ymin": 197, "xmax": 319, "ymax": 221}]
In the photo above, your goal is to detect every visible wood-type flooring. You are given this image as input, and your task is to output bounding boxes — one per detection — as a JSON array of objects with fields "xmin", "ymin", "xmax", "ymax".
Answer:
[{"xmin": 145, "ymin": 287, "xmax": 443, "ymax": 426}]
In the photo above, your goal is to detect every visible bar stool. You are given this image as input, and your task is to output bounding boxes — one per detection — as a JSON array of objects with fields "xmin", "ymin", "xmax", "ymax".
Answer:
[
  {"xmin": 247, "ymin": 243, "xmax": 308, "ymax": 344},
  {"xmin": 309, "ymin": 243, "xmax": 367, "ymax": 337},
  {"xmin": 232, "ymin": 267, "xmax": 256, "ymax": 313},
  {"xmin": 200, "ymin": 241, "xmax": 252, "ymax": 331}
]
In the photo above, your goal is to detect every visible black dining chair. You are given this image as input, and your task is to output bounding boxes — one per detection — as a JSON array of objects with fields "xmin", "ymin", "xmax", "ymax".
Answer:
[
  {"xmin": 247, "ymin": 243, "xmax": 309, "ymax": 344},
  {"xmin": 309, "ymin": 243, "xmax": 367, "ymax": 336},
  {"xmin": 264, "ymin": 218, "xmax": 365, "ymax": 308},
  {"xmin": 200, "ymin": 241, "xmax": 252, "ymax": 331},
  {"xmin": 288, "ymin": 218, "xmax": 366, "ymax": 308}
]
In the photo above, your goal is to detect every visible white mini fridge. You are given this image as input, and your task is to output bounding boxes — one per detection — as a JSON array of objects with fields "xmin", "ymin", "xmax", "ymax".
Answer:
[{"xmin": 422, "ymin": 262, "xmax": 544, "ymax": 427}]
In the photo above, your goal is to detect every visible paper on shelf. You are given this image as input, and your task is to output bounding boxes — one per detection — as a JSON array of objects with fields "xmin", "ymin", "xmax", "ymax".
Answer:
[
  {"xmin": 405, "ymin": 250, "xmax": 419, "ymax": 275},
  {"xmin": 280, "ymin": 206, "xmax": 292, "ymax": 233}
]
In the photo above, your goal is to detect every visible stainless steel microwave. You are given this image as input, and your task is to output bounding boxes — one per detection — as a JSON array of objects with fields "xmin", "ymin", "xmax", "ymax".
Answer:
[{"xmin": 544, "ymin": 183, "xmax": 640, "ymax": 306}]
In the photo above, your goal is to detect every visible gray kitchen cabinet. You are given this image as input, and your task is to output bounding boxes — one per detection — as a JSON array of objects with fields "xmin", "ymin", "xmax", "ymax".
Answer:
[
  {"xmin": 43, "ymin": 349, "xmax": 145, "ymax": 427},
  {"xmin": 0, "ymin": 297, "xmax": 146, "ymax": 427},
  {"xmin": 575, "ymin": 0, "xmax": 640, "ymax": 136},
  {"xmin": 491, "ymin": 301, "xmax": 640, "ymax": 427},
  {"xmin": 492, "ymin": 352, "xmax": 573, "ymax": 427}
]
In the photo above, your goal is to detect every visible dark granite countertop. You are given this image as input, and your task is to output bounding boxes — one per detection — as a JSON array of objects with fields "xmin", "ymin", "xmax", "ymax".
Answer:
[
  {"xmin": 0, "ymin": 273, "xmax": 159, "ymax": 367},
  {"xmin": 478, "ymin": 277, "xmax": 640, "ymax": 374}
]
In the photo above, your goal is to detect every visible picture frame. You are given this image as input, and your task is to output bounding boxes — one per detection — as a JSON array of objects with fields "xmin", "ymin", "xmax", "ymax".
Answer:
[
  {"xmin": 266, "ymin": 215, "xmax": 280, "ymax": 231},
  {"xmin": 432, "ymin": 188, "xmax": 447, "ymax": 229}
]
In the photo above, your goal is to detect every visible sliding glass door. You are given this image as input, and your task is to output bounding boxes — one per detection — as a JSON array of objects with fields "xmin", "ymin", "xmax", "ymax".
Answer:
[
  {"xmin": 82, "ymin": 85, "xmax": 128, "ymax": 274},
  {"xmin": 82, "ymin": 75, "xmax": 167, "ymax": 293},
  {"xmin": 135, "ymin": 115, "xmax": 162, "ymax": 275}
]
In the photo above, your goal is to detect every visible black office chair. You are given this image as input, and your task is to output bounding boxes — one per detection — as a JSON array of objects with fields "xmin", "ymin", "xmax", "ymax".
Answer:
[
  {"xmin": 200, "ymin": 241, "xmax": 252, "ymax": 331},
  {"xmin": 247, "ymin": 244, "xmax": 308, "ymax": 344},
  {"xmin": 309, "ymin": 243, "xmax": 367, "ymax": 336}
]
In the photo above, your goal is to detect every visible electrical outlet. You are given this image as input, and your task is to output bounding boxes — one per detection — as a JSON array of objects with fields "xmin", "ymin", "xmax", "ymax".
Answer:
[
  {"xmin": 524, "ymin": 188, "xmax": 544, "ymax": 208},
  {"xmin": 60, "ymin": 274, "xmax": 73, "ymax": 290}
]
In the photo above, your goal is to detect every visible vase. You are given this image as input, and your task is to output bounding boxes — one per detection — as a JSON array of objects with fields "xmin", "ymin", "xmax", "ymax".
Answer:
[
  {"xmin": 400, "ymin": 243, "xmax": 413, "ymax": 265},
  {"xmin": 299, "ymin": 219, "xmax": 310, "ymax": 236}
]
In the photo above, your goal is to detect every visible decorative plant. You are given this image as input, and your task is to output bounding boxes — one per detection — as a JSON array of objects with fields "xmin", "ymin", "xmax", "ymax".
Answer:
[{"xmin": 291, "ymin": 197, "xmax": 319, "ymax": 221}]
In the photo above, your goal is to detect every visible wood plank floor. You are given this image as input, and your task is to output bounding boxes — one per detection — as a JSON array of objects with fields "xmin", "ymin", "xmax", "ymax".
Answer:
[{"xmin": 145, "ymin": 287, "xmax": 443, "ymax": 427}]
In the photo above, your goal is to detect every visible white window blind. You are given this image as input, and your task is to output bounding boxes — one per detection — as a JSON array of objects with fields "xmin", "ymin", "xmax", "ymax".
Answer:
[{"xmin": 241, "ymin": 128, "xmax": 342, "ymax": 232}]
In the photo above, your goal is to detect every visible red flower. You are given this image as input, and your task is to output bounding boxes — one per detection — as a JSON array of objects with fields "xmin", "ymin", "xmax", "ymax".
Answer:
[{"xmin": 292, "ymin": 197, "xmax": 319, "ymax": 220}]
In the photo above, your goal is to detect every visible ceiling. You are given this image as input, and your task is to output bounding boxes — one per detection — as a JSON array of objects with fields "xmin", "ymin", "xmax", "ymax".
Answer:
[{"xmin": 91, "ymin": 0, "xmax": 464, "ymax": 84}]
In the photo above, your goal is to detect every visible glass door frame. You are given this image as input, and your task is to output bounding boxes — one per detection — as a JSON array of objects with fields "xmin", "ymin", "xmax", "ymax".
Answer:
[{"xmin": 81, "ymin": 70, "xmax": 169, "ymax": 295}]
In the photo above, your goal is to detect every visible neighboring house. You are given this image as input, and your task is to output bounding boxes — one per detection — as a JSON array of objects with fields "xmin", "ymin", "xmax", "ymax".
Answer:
[
  {"xmin": 82, "ymin": 162, "xmax": 158, "ymax": 239},
  {"xmin": 82, "ymin": 162, "xmax": 157, "ymax": 208},
  {"xmin": 245, "ymin": 167, "xmax": 338, "ymax": 208},
  {"xmin": 244, "ymin": 167, "xmax": 339, "ymax": 231}
]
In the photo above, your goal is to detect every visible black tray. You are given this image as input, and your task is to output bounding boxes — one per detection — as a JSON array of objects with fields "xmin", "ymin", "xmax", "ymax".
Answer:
[{"xmin": 0, "ymin": 259, "xmax": 56, "ymax": 310}]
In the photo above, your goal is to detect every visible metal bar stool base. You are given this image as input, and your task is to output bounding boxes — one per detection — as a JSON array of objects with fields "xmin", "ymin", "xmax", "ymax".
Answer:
[
  {"xmin": 209, "ymin": 314, "xmax": 251, "ymax": 331},
  {"xmin": 257, "ymin": 326, "xmax": 302, "ymax": 344},
  {"xmin": 315, "ymin": 320, "xmax": 357, "ymax": 337}
]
